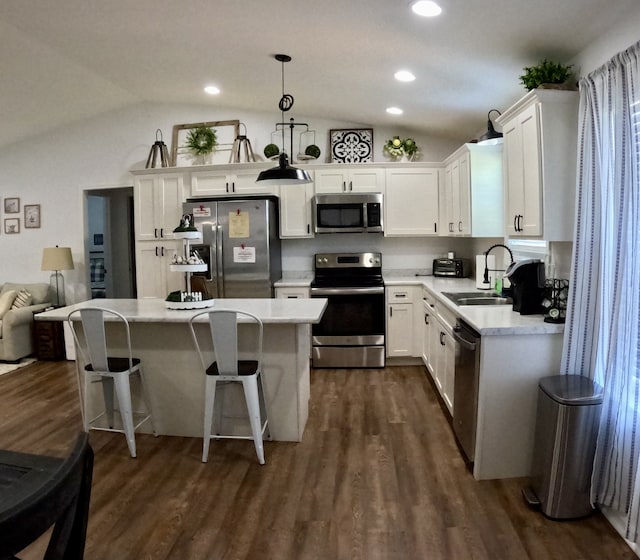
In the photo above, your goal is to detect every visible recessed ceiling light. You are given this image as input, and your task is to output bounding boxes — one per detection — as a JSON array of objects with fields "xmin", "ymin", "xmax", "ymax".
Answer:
[
  {"xmin": 411, "ymin": 1, "xmax": 442, "ymax": 17},
  {"xmin": 386, "ymin": 107, "xmax": 404, "ymax": 115},
  {"xmin": 394, "ymin": 70, "xmax": 416, "ymax": 82},
  {"xmin": 204, "ymin": 85, "xmax": 220, "ymax": 95}
]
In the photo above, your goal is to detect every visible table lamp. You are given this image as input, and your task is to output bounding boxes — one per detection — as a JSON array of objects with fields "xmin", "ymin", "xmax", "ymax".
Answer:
[{"xmin": 41, "ymin": 246, "xmax": 74, "ymax": 307}]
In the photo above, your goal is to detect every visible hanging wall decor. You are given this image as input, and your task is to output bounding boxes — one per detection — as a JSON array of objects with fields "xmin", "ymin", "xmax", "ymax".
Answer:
[
  {"xmin": 4, "ymin": 218, "xmax": 19, "ymax": 234},
  {"xmin": 329, "ymin": 128, "xmax": 374, "ymax": 163},
  {"xmin": 4, "ymin": 198, "xmax": 19, "ymax": 214},
  {"xmin": 24, "ymin": 204, "xmax": 41, "ymax": 228},
  {"xmin": 170, "ymin": 120, "xmax": 240, "ymax": 166}
]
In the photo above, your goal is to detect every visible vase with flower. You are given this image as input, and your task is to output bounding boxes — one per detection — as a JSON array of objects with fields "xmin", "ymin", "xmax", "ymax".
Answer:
[{"xmin": 384, "ymin": 136, "xmax": 419, "ymax": 161}]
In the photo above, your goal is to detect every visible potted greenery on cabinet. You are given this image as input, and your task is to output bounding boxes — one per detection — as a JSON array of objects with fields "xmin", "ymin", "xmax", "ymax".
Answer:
[{"xmin": 519, "ymin": 59, "xmax": 575, "ymax": 91}]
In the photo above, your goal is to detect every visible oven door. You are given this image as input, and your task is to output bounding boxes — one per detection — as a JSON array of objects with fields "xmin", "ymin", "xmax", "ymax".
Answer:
[{"xmin": 310, "ymin": 286, "xmax": 385, "ymax": 367}]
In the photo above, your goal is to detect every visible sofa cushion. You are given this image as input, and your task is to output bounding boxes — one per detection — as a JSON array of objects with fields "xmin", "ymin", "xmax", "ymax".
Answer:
[
  {"xmin": 11, "ymin": 289, "xmax": 33, "ymax": 309},
  {"xmin": 0, "ymin": 290, "xmax": 16, "ymax": 319},
  {"xmin": 0, "ymin": 283, "xmax": 49, "ymax": 305}
]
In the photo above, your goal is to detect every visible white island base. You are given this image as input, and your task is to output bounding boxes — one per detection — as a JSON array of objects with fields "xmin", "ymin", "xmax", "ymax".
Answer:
[{"xmin": 39, "ymin": 298, "xmax": 326, "ymax": 442}]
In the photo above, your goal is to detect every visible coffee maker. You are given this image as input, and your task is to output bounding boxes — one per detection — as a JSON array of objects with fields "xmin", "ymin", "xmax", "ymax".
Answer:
[{"xmin": 504, "ymin": 259, "xmax": 546, "ymax": 315}]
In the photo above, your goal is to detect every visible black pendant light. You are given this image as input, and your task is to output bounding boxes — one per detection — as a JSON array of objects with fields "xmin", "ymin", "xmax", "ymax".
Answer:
[
  {"xmin": 257, "ymin": 54, "xmax": 312, "ymax": 185},
  {"xmin": 478, "ymin": 109, "xmax": 503, "ymax": 145}
]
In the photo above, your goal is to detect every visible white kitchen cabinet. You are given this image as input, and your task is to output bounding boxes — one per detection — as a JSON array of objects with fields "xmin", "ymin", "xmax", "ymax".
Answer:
[
  {"xmin": 421, "ymin": 290, "xmax": 436, "ymax": 375},
  {"xmin": 386, "ymin": 285, "xmax": 421, "ymax": 357},
  {"xmin": 135, "ymin": 241, "xmax": 182, "ymax": 299},
  {"xmin": 275, "ymin": 286, "xmax": 310, "ymax": 299},
  {"xmin": 278, "ymin": 183, "xmax": 314, "ymax": 238},
  {"xmin": 422, "ymin": 295, "xmax": 455, "ymax": 414},
  {"xmin": 384, "ymin": 167, "xmax": 440, "ymax": 236},
  {"xmin": 314, "ymin": 166, "xmax": 384, "ymax": 193},
  {"xmin": 387, "ymin": 303, "xmax": 414, "ymax": 357},
  {"xmin": 190, "ymin": 167, "xmax": 276, "ymax": 196},
  {"xmin": 497, "ymin": 89, "xmax": 578, "ymax": 240},
  {"xmin": 441, "ymin": 144, "xmax": 503, "ymax": 237},
  {"xmin": 134, "ymin": 173, "xmax": 185, "ymax": 242}
]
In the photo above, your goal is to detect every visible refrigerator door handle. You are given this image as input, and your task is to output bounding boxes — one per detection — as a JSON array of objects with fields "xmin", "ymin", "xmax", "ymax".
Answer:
[{"xmin": 216, "ymin": 224, "xmax": 224, "ymax": 298}]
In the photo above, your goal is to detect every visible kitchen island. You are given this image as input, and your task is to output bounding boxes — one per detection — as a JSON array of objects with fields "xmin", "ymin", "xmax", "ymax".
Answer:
[{"xmin": 37, "ymin": 298, "xmax": 327, "ymax": 442}]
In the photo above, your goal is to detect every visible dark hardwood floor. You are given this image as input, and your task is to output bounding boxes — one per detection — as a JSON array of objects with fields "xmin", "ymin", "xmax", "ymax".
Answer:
[{"xmin": 0, "ymin": 359, "xmax": 635, "ymax": 559}]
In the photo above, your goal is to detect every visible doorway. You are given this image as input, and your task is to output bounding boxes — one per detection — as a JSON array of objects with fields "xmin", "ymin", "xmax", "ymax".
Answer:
[{"xmin": 84, "ymin": 187, "xmax": 136, "ymax": 298}]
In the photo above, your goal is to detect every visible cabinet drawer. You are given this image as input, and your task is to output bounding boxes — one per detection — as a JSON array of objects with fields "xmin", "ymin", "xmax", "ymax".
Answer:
[
  {"xmin": 386, "ymin": 286, "xmax": 418, "ymax": 303},
  {"xmin": 275, "ymin": 287, "xmax": 310, "ymax": 299}
]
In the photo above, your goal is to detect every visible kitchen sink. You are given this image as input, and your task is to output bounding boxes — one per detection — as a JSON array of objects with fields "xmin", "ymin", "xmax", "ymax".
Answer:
[{"xmin": 441, "ymin": 291, "xmax": 513, "ymax": 306}]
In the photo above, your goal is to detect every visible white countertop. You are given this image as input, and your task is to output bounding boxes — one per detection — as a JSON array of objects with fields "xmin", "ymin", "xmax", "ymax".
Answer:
[
  {"xmin": 37, "ymin": 298, "xmax": 327, "ymax": 324},
  {"xmin": 274, "ymin": 272, "xmax": 564, "ymax": 336},
  {"xmin": 385, "ymin": 275, "xmax": 564, "ymax": 336},
  {"xmin": 275, "ymin": 273, "xmax": 314, "ymax": 288}
]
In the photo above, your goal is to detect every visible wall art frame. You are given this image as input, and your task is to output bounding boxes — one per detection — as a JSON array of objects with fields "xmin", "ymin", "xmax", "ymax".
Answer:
[
  {"xmin": 170, "ymin": 120, "xmax": 240, "ymax": 166},
  {"xmin": 24, "ymin": 204, "xmax": 41, "ymax": 228},
  {"xmin": 4, "ymin": 218, "xmax": 20, "ymax": 234},
  {"xmin": 4, "ymin": 197, "xmax": 20, "ymax": 214},
  {"xmin": 329, "ymin": 128, "xmax": 374, "ymax": 163}
]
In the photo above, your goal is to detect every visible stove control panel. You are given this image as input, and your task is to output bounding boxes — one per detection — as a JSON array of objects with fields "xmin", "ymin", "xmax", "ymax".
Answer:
[{"xmin": 315, "ymin": 252, "xmax": 382, "ymax": 269}]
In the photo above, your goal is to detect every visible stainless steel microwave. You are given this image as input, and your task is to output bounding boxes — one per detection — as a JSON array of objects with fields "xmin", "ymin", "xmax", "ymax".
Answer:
[{"xmin": 312, "ymin": 193, "xmax": 383, "ymax": 234}]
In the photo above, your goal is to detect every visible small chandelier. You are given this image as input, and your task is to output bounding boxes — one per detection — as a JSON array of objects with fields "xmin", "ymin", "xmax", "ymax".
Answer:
[{"xmin": 256, "ymin": 54, "xmax": 312, "ymax": 185}]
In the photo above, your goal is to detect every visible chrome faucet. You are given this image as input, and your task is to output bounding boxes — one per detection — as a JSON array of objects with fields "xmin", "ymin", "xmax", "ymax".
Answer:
[{"xmin": 483, "ymin": 244, "xmax": 515, "ymax": 286}]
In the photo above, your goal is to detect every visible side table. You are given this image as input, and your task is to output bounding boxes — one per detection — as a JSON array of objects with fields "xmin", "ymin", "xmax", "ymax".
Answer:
[{"xmin": 33, "ymin": 311, "xmax": 66, "ymax": 361}]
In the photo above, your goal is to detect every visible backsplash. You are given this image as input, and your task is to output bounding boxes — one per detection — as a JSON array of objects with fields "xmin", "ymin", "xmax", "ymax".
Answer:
[{"xmin": 281, "ymin": 236, "xmax": 498, "ymax": 275}]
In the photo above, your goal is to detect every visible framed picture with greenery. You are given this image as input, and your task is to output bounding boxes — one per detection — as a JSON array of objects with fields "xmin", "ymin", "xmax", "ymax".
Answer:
[
  {"xmin": 170, "ymin": 120, "xmax": 240, "ymax": 166},
  {"xmin": 24, "ymin": 204, "xmax": 41, "ymax": 228}
]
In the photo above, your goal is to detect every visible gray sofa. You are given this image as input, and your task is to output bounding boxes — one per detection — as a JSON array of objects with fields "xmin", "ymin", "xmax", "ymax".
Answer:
[{"xmin": 0, "ymin": 283, "xmax": 52, "ymax": 362}]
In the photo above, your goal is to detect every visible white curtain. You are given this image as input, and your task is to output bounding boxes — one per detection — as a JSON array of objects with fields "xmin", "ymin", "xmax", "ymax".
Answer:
[{"xmin": 561, "ymin": 40, "xmax": 640, "ymax": 541}]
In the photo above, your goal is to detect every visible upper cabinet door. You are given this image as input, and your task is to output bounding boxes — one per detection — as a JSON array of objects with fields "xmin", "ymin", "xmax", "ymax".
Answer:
[
  {"xmin": 498, "ymin": 89, "xmax": 578, "ymax": 241},
  {"xmin": 134, "ymin": 173, "xmax": 185, "ymax": 241},
  {"xmin": 314, "ymin": 166, "xmax": 384, "ymax": 193},
  {"xmin": 279, "ymin": 183, "xmax": 314, "ymax": 238},
  {"xmin": 190, "ymin": 168, "xmax": 275, "ymax": 196},
  {"xmin": 384, "ymin": 167, "xmax": 440, "ymax": 236}
]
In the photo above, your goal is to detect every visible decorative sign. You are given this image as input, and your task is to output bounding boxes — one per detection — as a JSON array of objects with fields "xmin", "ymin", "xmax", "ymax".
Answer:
[
  {"xmin": 329, "ymin": 128, "xmax": 374, "ymax": 163},
  {"xmin": 193, "ymin": 207, "xmax": 211, "ymax": 218},
  {"xmin": 228, "ymin": 211, "xmax": 250, "ymax": 238},
  {"xmin": 233, "ymin": 246, "xmax": 256, "ymax": 263}
]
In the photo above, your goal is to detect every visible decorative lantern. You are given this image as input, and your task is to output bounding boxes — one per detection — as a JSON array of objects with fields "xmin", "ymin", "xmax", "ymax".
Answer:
[{"xmin": 145, "ymin": 129, "xmax": 171, "ymax": 168}]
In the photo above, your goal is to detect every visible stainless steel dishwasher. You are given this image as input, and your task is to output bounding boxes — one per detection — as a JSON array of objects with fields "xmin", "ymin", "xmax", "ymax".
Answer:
[{"xmin": 452, "ymin": 319, "xmax": 481, "ymax": 463}]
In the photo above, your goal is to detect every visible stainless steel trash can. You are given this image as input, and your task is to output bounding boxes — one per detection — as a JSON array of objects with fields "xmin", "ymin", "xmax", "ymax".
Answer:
[{"xmin": 523, "ymin": 374, "xmax": 603, "ymax": 519}]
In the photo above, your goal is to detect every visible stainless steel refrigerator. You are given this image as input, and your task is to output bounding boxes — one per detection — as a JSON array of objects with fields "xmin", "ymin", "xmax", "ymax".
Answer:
[{"xmin": 182, "ymin": 196, "xmax": 281, "ymax": 298}]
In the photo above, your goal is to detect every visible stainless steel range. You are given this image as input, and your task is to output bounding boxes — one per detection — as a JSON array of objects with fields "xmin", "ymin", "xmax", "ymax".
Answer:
[{"xmin": 310, "ymin": 252, "xmax": 385, "ymax": 368}]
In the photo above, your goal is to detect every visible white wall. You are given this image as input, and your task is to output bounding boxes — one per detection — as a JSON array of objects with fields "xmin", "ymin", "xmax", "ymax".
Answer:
[
  {"xmin": 571, "ymin": 9, "xmax": 640, "ymax": 76},
  {"xmin": 0, "ymin": 101, "xmax": 459, "ymax": 301}
]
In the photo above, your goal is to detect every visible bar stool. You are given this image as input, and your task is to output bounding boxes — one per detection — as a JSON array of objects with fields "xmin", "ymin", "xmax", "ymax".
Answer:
[
  {"xmin": 67, "ymin": 307, "xmax": 156, "ymax": 458},
  {"xmin": 188, "ymin": 309, "xmax": 269, "ymax": 464}
]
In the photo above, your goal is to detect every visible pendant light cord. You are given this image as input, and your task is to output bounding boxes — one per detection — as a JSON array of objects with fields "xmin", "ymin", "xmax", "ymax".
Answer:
[
  {"xmin": 275, "ymin": 54, "xmax": 294, "ymax": 154},
  {"xmin": 278, "ymin": 57, "xmax": 294, "ymax": 112}
]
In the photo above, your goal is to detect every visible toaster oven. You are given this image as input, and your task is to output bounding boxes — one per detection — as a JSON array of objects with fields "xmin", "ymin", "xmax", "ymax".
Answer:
[{"xmin": 433, "ymin": 258, "xmax": 471, "ymax": 278}]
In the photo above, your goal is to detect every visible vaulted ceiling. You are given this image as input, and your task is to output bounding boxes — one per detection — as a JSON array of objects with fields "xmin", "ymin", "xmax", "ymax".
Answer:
[{"xmin": 0, "ymin": 0, "xmax": 636, "ymax": 149}]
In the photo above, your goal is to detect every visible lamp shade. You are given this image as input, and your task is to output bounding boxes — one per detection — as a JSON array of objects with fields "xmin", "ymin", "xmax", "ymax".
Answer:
[
  {"xmin": 256, "ymin": 153, "xmax": 312, "ymax": 185},
  {"xmin": 478, "ymin": 109, "xmax": 503, "ymax": 145},
  {"xmin": 41, "ymin": 247, "xmax": 74, "ymax": 271}
]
